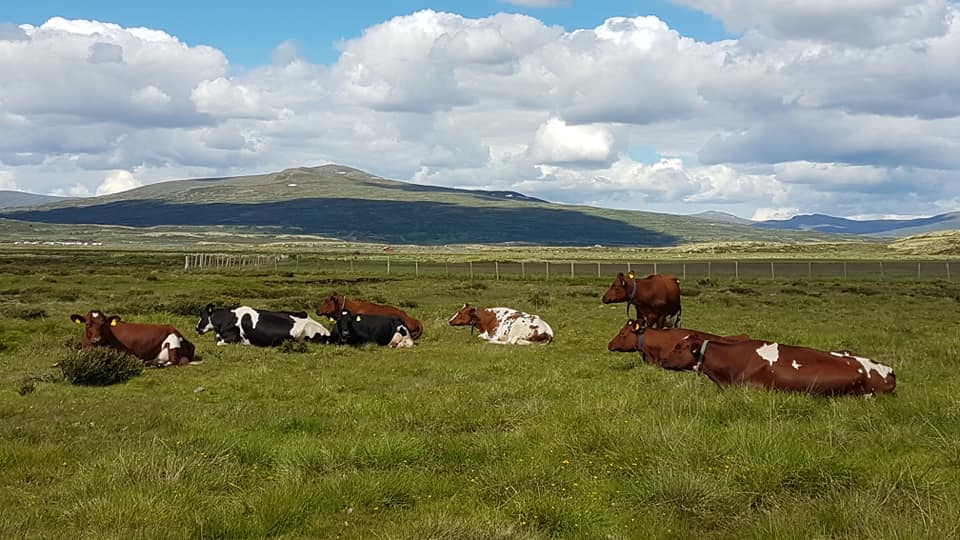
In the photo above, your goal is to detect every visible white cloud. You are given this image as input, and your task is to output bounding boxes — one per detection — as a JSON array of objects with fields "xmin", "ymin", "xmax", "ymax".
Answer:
[
  {"xmin": 0, "ymin": 170, "xmax": 17, "ymax": 189},
  {"xmin": 531, "ymin": 118, "xmax": 614, "ymax": 164},
  {"xmin": 1, "ymin": 9, "xmax": 959, "ymax": 220},
  {"xmin": 95, "ymin": 170, "xmax": 141, "ymax": 195}
]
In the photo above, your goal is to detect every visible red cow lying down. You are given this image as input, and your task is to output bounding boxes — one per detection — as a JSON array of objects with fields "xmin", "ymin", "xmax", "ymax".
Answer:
[
  {"xmin": 70, "ymin": 311, "xmax": 197, "ymax": 367},
  {"xmin": 607, "ymin": 320, "xmax": 749, "ymax": 370},
  {"xmin": 676, "ymin": 336, "xmax": 896, "ymax": 396}
]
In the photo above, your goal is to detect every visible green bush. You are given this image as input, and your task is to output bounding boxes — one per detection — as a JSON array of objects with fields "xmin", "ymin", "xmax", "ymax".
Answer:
[{"xmin": 58, "ymin": 348, "xmax": 144, "ymax": 386}]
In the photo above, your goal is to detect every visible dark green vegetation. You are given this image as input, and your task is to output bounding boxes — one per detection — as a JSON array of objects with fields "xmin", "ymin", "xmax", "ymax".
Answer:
[
  {"xmin": 0, "ymin": 165, "xmax": 840, "ymax": 246},
  {"xmin": 57, "ymin": 348, "xmax": 145, "ymax": 386},
  {"xmin": 2, "ymin": 250, "xmax": 960, "ymax": 538}
]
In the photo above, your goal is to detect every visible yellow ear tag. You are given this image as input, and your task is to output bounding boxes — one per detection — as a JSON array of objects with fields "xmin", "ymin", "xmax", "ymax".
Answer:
[
  {"xmin": 627, "ymin": 271, "xmax": 635, "ymax": 279},
  {"xmin": 634, "ymin": 323, "xmax": 640, "ymax": 331},
  {"xmin": 355, "ymin": 315, "xmax": 361, "ymax": 322},
  {"xmin": 74, "ymin": 319, "xmax": 83, "ymax": 325},
  {"xmin": 110, "ymin": 319, "xmax": 118, "ymax": 326}
]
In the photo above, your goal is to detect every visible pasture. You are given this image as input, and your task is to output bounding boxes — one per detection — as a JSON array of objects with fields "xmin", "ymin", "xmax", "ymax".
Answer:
[{"xmin": 2, "ymin": 250, "xmax": 959, "ymax": 539}]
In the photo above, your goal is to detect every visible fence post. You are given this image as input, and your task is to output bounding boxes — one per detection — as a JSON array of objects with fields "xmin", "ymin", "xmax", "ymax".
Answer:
[
  {"xmin": 416, "ymin": 260, "xmax": 420, "ymax": 277},
  {"xmin": 627, "ymin": 262, "xmax": 631, "ymax": 274},
  {"xmin": 947, "ymin": 262, "xmax": 951, "ymax": 281},
  {"xmin": 808, "ymin": 261, "xmax": 812, "ymax": 280},
  {"xmin": 735, "ymin": 260, "xmax": 739, "ymax": 280},
  {"xmin": 184, "ymin": 255, "xmax": 189, "ymax": 271},
  {"xmin": 469, "ymin": 261, "xmax": 473, "ymax": 279},
  {"xmin": 570, "ymin": 261, "xmax": 574, "ymax": 278},
  {"xmin": 387, "ymin": 257, "xmax": 391, "ymax": 275},
  {"xmin": 521, "ymin": 261, "xmax": 525, "ymax": 279},
  {"xmin": 653, "ymin": 262, "xmax": 658, "ymax": 275},
  {"xmin": 495, "ymin": 261, "xmax": 499, "ymax": 280},
  {"xmin": 707, "ymin": 261, "xmax": 711, "ymax": 279},
  {"xmin": 445, "ymin": 262, "xmax": 449, "ymax": 276},
  {"xmin": 917, "ymin": 262, "xmax": 921, "ymax": 281},
  {"xmin": 879, "ymin": 261, "xmax": 883, "ymax": 281},
  {"xmin": 545, "ymin": 261, "xmax": 549, "ymax": 280},
  {"xmin": 770, "ymin": 261, "xmax": 775, "ymax": 280},
  {"xmin": 682, "ymin": 263, "xmax": 686, "ymax": 281},
  {"xmin": 597, "ymin": 262, "xmax": 601, "ymax": 278}
]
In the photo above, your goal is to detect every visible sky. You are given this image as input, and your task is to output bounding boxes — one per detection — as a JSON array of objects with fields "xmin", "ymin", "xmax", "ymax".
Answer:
[{"xmin": 1, "ymin": 1, "xmax": 959, "ymax": 221}]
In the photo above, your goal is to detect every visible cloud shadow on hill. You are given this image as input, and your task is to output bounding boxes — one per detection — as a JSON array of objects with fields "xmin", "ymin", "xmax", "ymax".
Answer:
[{"xmin": 3, "ymin": 198, "xmax": 680, "ymax": 246}]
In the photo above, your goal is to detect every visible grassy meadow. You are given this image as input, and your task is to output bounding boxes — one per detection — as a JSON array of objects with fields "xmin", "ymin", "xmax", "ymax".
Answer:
[{"xmin": 2, "ymin": 249, "xmax": 960, "ymax": 539}]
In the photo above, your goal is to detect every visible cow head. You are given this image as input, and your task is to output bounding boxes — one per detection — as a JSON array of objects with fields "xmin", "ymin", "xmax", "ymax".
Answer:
[
  {"xmin": 608, "ymin": 319, "xmax": 643, "ymax": 352},
  {"xmin": 70, "ymin": 311, "xmax": 122, "ymax": 347},
  {"xmin": 673, "ymin": 335, "xmax": 705, "ymax": 371},
  {"xmin": 447, "ymin": 304, "xmax": 477, "ymax": 326},
  {"xmin": 601, "ymin": 272, "xmax": 635, "ymax": 304},
  {"xmin": 334, "ymin": 309, "xmax": 359, "ymax": 343},
  {"xmin": 196, "ymin": 304, "xmax": 216, "ymax": 334},
  {"xmin": 316, "ymin": 293, "xmax": 345, "ymax": 319}
]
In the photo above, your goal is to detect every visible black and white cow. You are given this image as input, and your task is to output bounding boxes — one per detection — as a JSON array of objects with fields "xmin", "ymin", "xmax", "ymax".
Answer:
[
  {"xmin": 196, "ymin": 304, "xmax": 330, "ymax": 346},
  {"xmin": 330, "ymin": 309, "xmax": 414, "ymax": 348}
]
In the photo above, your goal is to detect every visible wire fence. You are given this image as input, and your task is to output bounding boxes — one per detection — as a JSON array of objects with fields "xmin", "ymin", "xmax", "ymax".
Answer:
[{"xmin": 182, "ymin": 253, "xmax": 957, "ymax": 282}]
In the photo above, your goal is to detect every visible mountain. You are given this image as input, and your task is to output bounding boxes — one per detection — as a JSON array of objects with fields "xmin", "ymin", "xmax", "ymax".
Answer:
[
  {"xmin": 689, "ymin": 211, "xmax": 754, "ymax": 225},
  {"xmin": 755, "ymin": 212, "xmax": 960, "ymax": 237},
  {"xmin": 0, "ymin": 191, "xmax": 70, "ymax": 209},
  {"xmin": 0, "ymin": 164, "xmax": 842, "ymax": 246}
]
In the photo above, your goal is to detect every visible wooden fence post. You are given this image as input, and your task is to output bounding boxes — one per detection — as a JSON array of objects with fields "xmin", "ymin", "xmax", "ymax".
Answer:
[
  {"xmin": 735, "ymin": 261, "xmax": 739, "ymax": 280},
  {"xmin": 570, "ymin": 261, "xmax": 574, "ymax": 278},
  {"xmin": 682, "ymin": 263, "xmax": 686, "ymax": 281},
  {"xmin": 184, "ymin": 255, "xmax": 189, "ymax": 271},
  {"xmin": 469, "ymin": 261, "xmax": 473, "ymax": 279},
  {"xmin": 653, "ymin": 262, "xmax": 658, "ymax": 275},
  {"xmin": 495, "ymin": 261, "xmax": 499, "ymax": 280},
  {"xmin": 808, "ymin": 261, "xmax": 812, "ymax": 280},
  {"xmin": 707, "ymin": 261, "xmax": 711, "ymax": 279},
  {"xmin": 545, "ymin": 261, "xmax": 549, "ymax": 280},
  {"xmin": 627, "ymin": 262, "xmax": 631, "ymax": 274},
  {"xmin": 521, "ymin": 261, "xmax": 525, "ymax": 279},
  {"xmin": 947, "ymin": 262, "xmax": 951, "ymax": 281},
  {"xmin": 770, "ymin": 261, "xmax": 775, "ymax": 280},
  {"xmin": 917, "ymin": 261, "xmax": 921, "ymax": 281},
  {"xmin": 879, "ymin": 261, "xmax": 883, "ymax": 281},
  {"xmin": 387, "ymin": 257, "xmax": 391, "ymax": 275}
]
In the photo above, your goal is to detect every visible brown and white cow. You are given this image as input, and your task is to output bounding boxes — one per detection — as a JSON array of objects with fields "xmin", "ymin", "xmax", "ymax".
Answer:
[
  {"xmin": 316, "ymin": 293, "xmax": 423, "ymax": 339},
  {"xmin": 448, "ymin": 304, "xmax": 553, "ymax": 345},
  {"xmin": 675, "ymin": 336, "xmax": 896, "ymax": 396},
  {"xmin": 601, "ymin": 272, "xmax": 681, "ymax": 329},
  {"xmin": 70, "ymin": 311, "xmax": 197, "ymax": 367},
  {"xmin": 607, "ymin": 320, "xmax": 749, "ymax": 370}
]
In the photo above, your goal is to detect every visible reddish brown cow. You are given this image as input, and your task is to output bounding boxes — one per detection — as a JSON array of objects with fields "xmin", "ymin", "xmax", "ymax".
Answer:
[
  {"xmin": 70, "ymin": 311, "xmax": 196, "ymax": 367},
  {"xmin": 601, "ymin": 272, "xmax": 681, "ymax": 329},
  {"xmin": 316, "ymin": 293, "xmax": 423, "ymax": 339},
  {"xmin": 608, "ymin": 320, "xmax": 749, "ymax": 370},
  {"xmin": 676, "ymin": 336, "xmax": 896, "ymax": 396}
]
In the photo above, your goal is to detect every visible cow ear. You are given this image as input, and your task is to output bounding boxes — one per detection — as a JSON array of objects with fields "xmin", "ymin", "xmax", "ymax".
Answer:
[{"xmin": 70, "ymin": 314, "xmax": 85, "ymax": 324}]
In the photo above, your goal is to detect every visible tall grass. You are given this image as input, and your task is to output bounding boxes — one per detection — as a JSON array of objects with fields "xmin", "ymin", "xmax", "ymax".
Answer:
[{"xmin": 1, "ymin": 252, "xmax": 959, "ymax": 538}]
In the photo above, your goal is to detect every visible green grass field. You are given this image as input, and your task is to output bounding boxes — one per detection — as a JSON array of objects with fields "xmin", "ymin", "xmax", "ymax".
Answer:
[{"xmin": 2, "ymin": 250, "xmax": 959, "ymax": 539}]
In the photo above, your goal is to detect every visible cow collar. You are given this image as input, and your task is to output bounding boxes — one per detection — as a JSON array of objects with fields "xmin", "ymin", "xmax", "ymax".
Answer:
[
  {"xmin": 695, "ymin": 340, "xmax": 710, "ymax": 374},
  {"xmin": 626, "ymin": 277, "xmax": 639, "ymax": 317},
  {"xmin": 469, "ymin": 309, "xmax": 479, "ymax": 336}
]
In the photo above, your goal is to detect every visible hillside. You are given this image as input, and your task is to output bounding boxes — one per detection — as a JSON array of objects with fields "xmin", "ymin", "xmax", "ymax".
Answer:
[
  {"xmin": 755, "ymin": 212, "xmax": 960, "ymax": 237},
  {"xmin": 1, "ymin": 165, "xmax": 844, "ymax": 246},
  {"xmin": 0, "ymin": 191, "xmax": 70, "ymax": 209}
]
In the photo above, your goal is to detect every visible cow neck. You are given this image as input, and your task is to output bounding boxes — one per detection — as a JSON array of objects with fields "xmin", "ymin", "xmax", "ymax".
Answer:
[
  {"xmin": 102, "ymin": 322, "xmax": 136, "ymax": 356},
  {"xmin": 472, "ymin": 308, "xmax": 498, "ymax": 335}
]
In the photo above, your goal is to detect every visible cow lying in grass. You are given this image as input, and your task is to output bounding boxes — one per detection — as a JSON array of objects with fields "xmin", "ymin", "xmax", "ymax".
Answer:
[
  {"xmin": 330, "ymin": 309, "xmax": 414, "ymax": 348},
  {"xmin": 607, "ymin": 320, "xmax": 749, "ymax": 370},
  {"xmin": 316, "ymin": 292, "xmax": 423, "ymax": 339},
  {"xmin": 675, "ymin": 336, "xmax": 896, "ymax": 396},
  {"xmin": 448, "ymin": 304, "xmax": 553, "ymax": 345},
  {"xmin": 70, "ymin": 310, "xmax": 197, "ymax": 367},
  {"xmin": 196, "ymin": 304, "xmax": 330, "ymax": 346}
]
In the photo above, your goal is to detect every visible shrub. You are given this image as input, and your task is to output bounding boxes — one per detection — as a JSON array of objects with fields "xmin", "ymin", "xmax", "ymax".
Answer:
[
  {"xmin": 527, "ymin": 290, "xmax": 552, "ymax": 310},
  {"xmin": 277, "ymin": 340, "xmax": 309, "ymax": 354},
  {"xmin": 58, "ymin": 348, "xmax": 144, "ymax": 386}
]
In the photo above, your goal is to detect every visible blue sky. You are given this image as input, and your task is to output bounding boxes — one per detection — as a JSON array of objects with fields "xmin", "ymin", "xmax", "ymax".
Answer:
[
  {"xmin": 1, "ymin": 1, "xmax": 958, "ymax": 220},
  {"xmin": 4, "ymin": 1, "xmax": 729, "ymax": 67}
]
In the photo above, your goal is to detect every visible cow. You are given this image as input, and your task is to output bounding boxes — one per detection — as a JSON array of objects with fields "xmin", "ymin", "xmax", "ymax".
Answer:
[
  {"xmin": 329, "ymin": 309, "xmax": 414, "ymax": 348},
  {"xmin": 675, "ymin": 336, "xmax": 896, "ymax": 396},
  {"xmin": 448, "ymin": 304, "xmax": 553, "ymax": 345},
  {"xmin": 70, "ymin": 310, "xmax": 197, "ymax": 367},
  {"xmin": 316, "ymin": 293, "xmax": 423, "ymax": 339},
  {"xmin": 196, "ymin": 304, "xmax": 330, "ymax": 346},
  {"xmin": 607, "ymin": 320, "xmax": 749, "ymax": 370},
  {"xmin": 601, "ymin": 272, "xmax": 681, "ymax": 329}
]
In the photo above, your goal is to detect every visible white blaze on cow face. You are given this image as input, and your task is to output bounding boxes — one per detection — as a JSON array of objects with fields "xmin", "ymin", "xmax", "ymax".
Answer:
[
  {"xmin": 831, "ymin": 351, "xmax": 894, "ymax": 380},
  {"xmin": 756, "ymin": 343, "xmax": 779, "ymax": 366}
]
